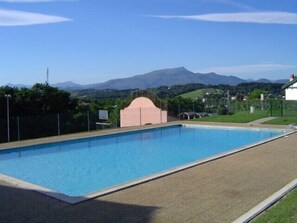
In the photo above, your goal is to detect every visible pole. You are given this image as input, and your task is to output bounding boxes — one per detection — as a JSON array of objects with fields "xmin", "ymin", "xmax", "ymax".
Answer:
[
  {"xmin": 7, "ymin": 96, "xmax": 10, "ymax": 142},
  {"xmin": 87, "ymin": 111, "xmax": 90, "ymax": 132},
  {"xmin": 115, "ymin": 106, "xmax": 119, "ymax": 128},
  {"xmin": 5, "ymin": 94, "xmax": 11, "ymax": 142},
  {"xmin": 17, "ymin": 116, "xmax": 20, "ymax": 141},
  {"xmin": 280, "ymin": 100, "xmax": 283, "ymax": 117},
  {"xmin": 269, "ymin": 99, "xmax": 272, "ymax": 117},
  {"xmin": 57, "ymin": 113, "xmax": 60, "ymax": 136}
]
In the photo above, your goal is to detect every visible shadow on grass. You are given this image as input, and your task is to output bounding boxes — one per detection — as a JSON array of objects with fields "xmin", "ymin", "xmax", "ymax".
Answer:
[{"xmin": 0, "ymin": 182, "xmax": 159, "ymax": 223}]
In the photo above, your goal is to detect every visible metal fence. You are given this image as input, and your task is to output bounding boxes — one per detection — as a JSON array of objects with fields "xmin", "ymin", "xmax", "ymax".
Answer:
[
  {"xmin": 0, "ymin": 111, "xmax": 118, "ymax": 143},
  {"xmin": 1, "ymin": 99, "xmax": 296, "ymax": 143},
  {"xmin": 173, "ymin": 99, "xmax": 297, "ymax": 117}
]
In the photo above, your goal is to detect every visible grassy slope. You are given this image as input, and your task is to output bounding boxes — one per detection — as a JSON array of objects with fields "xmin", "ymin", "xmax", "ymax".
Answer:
[
  {"xmin": 263, "ymin": 117, "xmax": 297, "ymax": 125},
  {"xmin": 252, "ymin": 188, "xmax": 297, "ymax": 223},
  {"xmin": 193, "ymin": 111, "xmax": 268, "ymax": 123},
  {"xmin": 180, "ymin": 88, "xmax": 222, "ymax": 100}
]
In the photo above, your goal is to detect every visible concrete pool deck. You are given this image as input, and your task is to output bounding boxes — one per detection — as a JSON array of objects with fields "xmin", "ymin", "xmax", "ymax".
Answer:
[{"xmin": 0, "ymin": 121, "xmax": 296, "ymax": 222}]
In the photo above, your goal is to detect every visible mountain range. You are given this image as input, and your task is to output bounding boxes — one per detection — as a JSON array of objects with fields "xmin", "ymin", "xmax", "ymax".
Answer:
[{"xmin": 5, "ymin": 67, "xmax": 288, "ymax": 90}]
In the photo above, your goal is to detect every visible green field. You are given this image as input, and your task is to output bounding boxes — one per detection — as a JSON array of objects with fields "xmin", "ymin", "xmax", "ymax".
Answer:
[
  {"xmin": 263, "ymin": 117, "xmax": 297, "ymax": 125},
  {"xmin": 180, "ymin": 88, "xmax": 222, "ymax": 100},
  {"xmin": 251, "ymin": 188, "xmax": 297, "ymax": 223},
  {"xmin": 193, "ymin": 110, "xmax": 268, "ymax": 123}
]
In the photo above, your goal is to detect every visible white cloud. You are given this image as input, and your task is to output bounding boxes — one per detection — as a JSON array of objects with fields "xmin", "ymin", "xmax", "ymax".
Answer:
[
  {"xmin": 198, "ymin": 63, "xmax": 297, "ymax": 74},
  {"xmin": 154, "ymin": 11, "xmax": 297, "ymax": 25},
  {"xmin": 0, "ymin": 8, "xmax": 71, "ymax": 26}
]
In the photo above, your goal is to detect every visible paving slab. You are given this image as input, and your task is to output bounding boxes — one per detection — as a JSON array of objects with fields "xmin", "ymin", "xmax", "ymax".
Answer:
[{"xmin": 246, "ymin": 116, "xmax": 278, "ymax": 125}]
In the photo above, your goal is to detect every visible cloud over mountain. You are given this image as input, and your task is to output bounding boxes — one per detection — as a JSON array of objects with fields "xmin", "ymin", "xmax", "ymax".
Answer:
[{"xmin": 0, "ymin": 8, "xmax": 71, "ymax": 26}]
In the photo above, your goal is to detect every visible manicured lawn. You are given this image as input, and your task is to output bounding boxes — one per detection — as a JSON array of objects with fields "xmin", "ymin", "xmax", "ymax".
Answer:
[
  {"xmin": 264, "ymin": 117, "xmax": 297, "ymax": 125},
  {"xmin": 193, "ymin": 111, "xmax": 268, "ymax": 123},
  {"xmin": 251, "ymin": 188, "xmax": 297, "ymax": 223}
]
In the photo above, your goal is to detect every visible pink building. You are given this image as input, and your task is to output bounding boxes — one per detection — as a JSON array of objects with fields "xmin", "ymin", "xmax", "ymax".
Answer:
[{"xmin": 120, "ymin": 97, "xmax": 167, "ymax": 127}]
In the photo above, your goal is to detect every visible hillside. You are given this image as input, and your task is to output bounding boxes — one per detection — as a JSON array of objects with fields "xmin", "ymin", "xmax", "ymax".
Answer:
[
  {"xmin": 4, "ymin": 67, "xmax": 288, "ymax": 90},
  {"xmin": 180, "ymin": 88, "xmax": 223, "ymax": 100},
  {"xmin": 86, "ymin": 67, "xmax": 245, "ymax": 90},
  {"xmin": 52, "ymin": 81, "xmax": 84, "ymax": 90}
]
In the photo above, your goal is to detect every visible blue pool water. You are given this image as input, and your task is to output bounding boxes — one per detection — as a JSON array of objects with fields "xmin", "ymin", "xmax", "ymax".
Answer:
[{"xmin": 0, "ymin": 125, "xmax": 282, "ymax": 197}]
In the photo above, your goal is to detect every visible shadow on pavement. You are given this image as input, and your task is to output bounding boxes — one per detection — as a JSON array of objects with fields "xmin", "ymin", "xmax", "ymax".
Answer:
[{"xmin": 0, "ymin": 182, "xmax": 159, "ymax": 223}]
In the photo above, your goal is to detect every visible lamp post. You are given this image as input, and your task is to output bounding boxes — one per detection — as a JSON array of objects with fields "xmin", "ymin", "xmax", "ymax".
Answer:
[{"xmin": 4, "ymin": 94, "xmax": 11, "ymax": 142}]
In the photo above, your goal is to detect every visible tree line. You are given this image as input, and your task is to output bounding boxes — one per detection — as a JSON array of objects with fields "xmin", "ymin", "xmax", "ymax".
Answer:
[
  {"xmin": 0, "ymin": 83, "xmax": 76, "ymax": 117},
  {"xmin": 0, "ymin": 82, "xmax": 284, "ymax": 118},
  {"xmin": 68, "ymin": 82, "xmax": 284, "ymax": 100}
]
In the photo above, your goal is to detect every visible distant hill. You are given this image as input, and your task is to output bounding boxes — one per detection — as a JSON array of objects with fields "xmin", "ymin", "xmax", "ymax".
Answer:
[
  {"xmin": 255, "ymin": 78, "xmax": 271, "ymax": 83},
  {"xmin": 84, "ymin": 67, "xmax": 246, "ymax": 90},
  {"xmin": 52, "ymin": 81, "xmax": 84, "ymax": 90},
  {"xmin": 249, "ymin": 79, "xmax": 288, "ymax": 84},
  {"xmin": 272, "ymin": 79, "xmax": 287, "ymax": 84},
  {"xmin": 3, "ymin": 67, "xmax": 289, "ymax": 90},
  {"xmin": 6, "ymin": 83, "xmax": 31, "ymax": 88}
]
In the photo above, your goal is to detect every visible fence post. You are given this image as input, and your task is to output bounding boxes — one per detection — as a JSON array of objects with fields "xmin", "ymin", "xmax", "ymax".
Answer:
[
  {"xmin": 87, "ymin": 110, "xmax": 90, "ymax": 132},
  {"xmin": 280, "ymin": 100, "xmax": 283, "ymax": 117},
  {"xmin": 116, "ymin": 108, "xmax": 118, "ymax": 128},
  {"xmin": 57, "ymin": 113, "xmax": 61, "ymax": 136},
  {"xmin": 269, "ymin": 99, "xmax": 272, "ymax": 117},
  {"xmin": 17, "ymin": 116, "xmax": 20, "ymax": 141}
]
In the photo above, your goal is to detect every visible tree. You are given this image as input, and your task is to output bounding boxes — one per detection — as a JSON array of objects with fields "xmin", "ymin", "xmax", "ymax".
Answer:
[
  {"xmin": 0, "ymin": 84, "xmax": 75, "ymax": 117},
  {"xmin": 248, "ymin": 89, "xmax": 268, "ymax": 100}
]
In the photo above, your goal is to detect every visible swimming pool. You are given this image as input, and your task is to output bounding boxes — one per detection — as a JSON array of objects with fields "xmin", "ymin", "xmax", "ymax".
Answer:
[{"xmin": 0, "ymin": 124, "xmax": 285, "ymax": 203}]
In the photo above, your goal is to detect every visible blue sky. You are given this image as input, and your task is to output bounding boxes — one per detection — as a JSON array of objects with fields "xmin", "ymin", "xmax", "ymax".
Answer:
[{"xmin": 0, "ymin": 0, "xmax": 296, "ymax": 85}]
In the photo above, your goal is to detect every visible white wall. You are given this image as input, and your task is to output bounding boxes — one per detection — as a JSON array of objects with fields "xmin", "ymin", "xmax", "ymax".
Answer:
[{"xmin": 285, "ymin": 82, "xmax": 297, "ymax": 100}]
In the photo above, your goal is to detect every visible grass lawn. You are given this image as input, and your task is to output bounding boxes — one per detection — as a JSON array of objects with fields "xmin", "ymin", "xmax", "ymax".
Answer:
[
  {"xmin": 263, "ymin": 117, "xmax": 297, "ymax": 125},
  {"xmin": 180, "ymin": 88, "xmax": 222, "ymax": 100},
  {"xmin": 251, "ymin": 188, "xmax": 297, "ymax": 223},
  {"xmin": 193, "ymin": 111, "xmax": 268, "ymax": 123}
]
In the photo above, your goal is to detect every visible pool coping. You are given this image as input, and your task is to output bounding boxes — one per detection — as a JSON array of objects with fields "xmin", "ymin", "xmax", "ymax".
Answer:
[{"xmin": 0, "ymin": 123, "xmax": 294, "ymax": 204}]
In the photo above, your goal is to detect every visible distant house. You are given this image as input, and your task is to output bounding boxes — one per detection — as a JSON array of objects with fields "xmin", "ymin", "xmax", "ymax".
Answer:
[{"xmin": 282, "ymin": 74, "xmax": 297, "ymax": 100}]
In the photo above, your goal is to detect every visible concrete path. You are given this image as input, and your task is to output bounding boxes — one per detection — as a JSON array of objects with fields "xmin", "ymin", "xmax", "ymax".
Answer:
[
  {"xmin": 247, "ymin": 116, "xmax": 278, "ymax": 125},
  {"xmin": 0, "ymin": 123, "xmax": 296, "ymax": 223}
]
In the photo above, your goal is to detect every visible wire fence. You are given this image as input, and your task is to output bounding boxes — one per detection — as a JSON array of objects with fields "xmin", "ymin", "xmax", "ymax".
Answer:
[
  {"xmin": 0, "ymin": 99, "xmax": 296, "ymax": 143},
  {"xmin": 0, "ymin": 111, "xmax": 117, "ymax": 143},
  {"xmin": 172, "ymin": 99, "xmax": 297, "ymax": 117}
]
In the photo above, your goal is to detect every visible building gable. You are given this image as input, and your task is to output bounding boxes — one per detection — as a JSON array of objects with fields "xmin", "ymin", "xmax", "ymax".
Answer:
[{"xmin": 282, "ymin": 77, "xmax": 297, "ymax": 90}]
